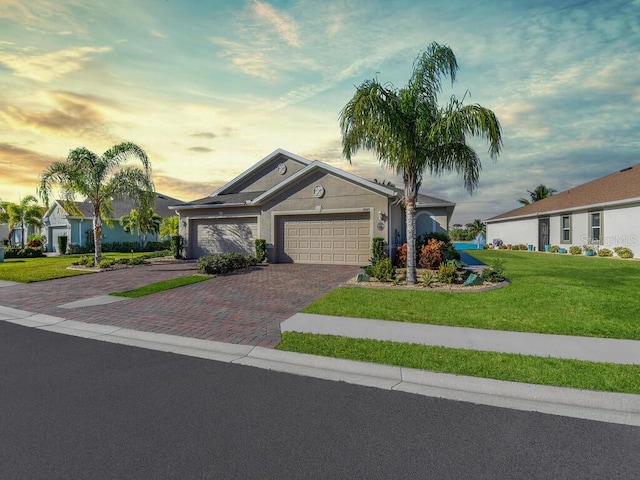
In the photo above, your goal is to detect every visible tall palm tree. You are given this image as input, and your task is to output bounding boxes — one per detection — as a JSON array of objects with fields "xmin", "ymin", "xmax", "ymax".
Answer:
[
  {"xmin": 5, "ymin": 196, "xmax": 44, "ymax": 247},
  {"xmin": 518, "ymin": 184, "xmax": 556, "ymax": 205},
  {"xmin": 38, "ymin": 142, "xmax": 154, "ymax": 266},
  {"xmin": 340, "ymin": 42, "xmax": 502, "ymax": 284}
]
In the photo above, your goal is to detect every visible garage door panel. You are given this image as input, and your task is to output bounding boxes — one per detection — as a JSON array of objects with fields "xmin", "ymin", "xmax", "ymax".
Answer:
[
  {"xmin": 278, "ymin": 213, "xmax": 370, "ymax": 265},
  {"xmin": 192, "ymin": 218, "xmax": 257, "ymax": 258}
]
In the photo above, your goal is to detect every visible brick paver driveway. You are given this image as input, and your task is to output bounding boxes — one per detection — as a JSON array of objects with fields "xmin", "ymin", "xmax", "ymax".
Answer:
[{"xmin": 0, "ymin": 261, "xmax": 360, "ymax": 348}]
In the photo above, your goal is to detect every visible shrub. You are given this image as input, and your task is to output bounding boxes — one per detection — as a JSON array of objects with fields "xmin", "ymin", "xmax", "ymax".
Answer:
[
  {"xmin": 57, "ymin": 235, "xmax": 68, "ymax": 255},
  {"xmin": 421, "ymin": 232, "xmax": 451, "ymax": 244},
  {"xmin": 197, "ymin": 252, "xmax": 257, "ymax": 275},
  {"xmin": 481, "ymin": 259, "xmax": 506, "ymax": 283},
  {"xmin": 371, "ymin": 258, "xmax": 396, "ymax": 282},
  {"xmin": 419, "ymin": 270, "xmax": 438, "ymax": 288},
  {"xmin": 255, "ymin": 239, "xmax": 267, "ymax": 263},
  {"xmin": 437, "ymin": 261, "xmax": 458, "ymax": 284},
  {"xmin": 140, "ymin": 249, "xmax": 172, "ymax": 259},
  {"xmin": 514, "ymin": 244, "xmax": 527, "ymax": 251},
  {"xmin": 418, "ymin": 239, "xmax": 445, "ymax": 269},
  {"xmin": 128, "ymin": 256, "xmax": 149, "ymax": 265},
  {"xmin": 614, "ymin": 247, "xmax": 634, "ymax": 259},
  {"xmin": 26, "ymin": 238, "xmax": 44, "ymax": 249},
  {"xmin": 72, "ymin": 255, "xmax": 93, "ymax": 267},
  {"xmin": 498, "ymin": 245, "xmax": 508, "ymax": 250},
  {"xmin": 444, "ymin": 243, "xmax": 461, "ymax": 261},
  {"xmin": 371, "ymin": 237, "xmax": 385, "ymax": 264},
  {"xmin": 597, "ymin": 248, "xmax": 613, "ymax": 257},
  {"xmin": 569, "ymin": 246, "xmax": 582, "ymax": 255},
  {"xmin": 68, "ymin": 244, "xmax": 93, "ymax": 254},
  {"xmin": 170, "ymin": 235, "xmax": 182, "ymax": 259},
  {"xmin": 98, "ymin": 258, "xmax": 116, "ymax": 269},
  {"xmin": 395, "ymin": 243, "xmax": 408, "ymax": 267},
  {"xmin": 1, "ymin": 238, "xmax": 9, "ymax": 247},
  {"xmin": 550, "ymin": 245, "xmax": 559, "ymax": 253}
]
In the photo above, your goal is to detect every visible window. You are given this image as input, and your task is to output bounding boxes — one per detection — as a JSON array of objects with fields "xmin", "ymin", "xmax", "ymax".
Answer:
[
  {"xmin": 590, "ymin": 212, "xmax": 602, "ymax": 243},
  {"xmin": 561, "ymin": 215, "xmax": 571, "ymax": 243}
]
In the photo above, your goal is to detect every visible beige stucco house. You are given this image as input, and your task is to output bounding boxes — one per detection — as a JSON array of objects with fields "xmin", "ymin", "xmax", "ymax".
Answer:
[{"xmin": 172, "ymin": 149, "xmax": 455, "ymax": 265}]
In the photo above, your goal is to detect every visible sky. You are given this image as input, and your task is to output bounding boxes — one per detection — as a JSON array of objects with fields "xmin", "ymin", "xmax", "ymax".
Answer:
[{"xmin": 1, "ymin": 0, "xmax": 639, "ymax": 225}]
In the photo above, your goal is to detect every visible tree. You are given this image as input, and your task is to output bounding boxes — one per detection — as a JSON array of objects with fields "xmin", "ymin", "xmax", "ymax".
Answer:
[
  {"xmin": 38, "ymin": 142, "xmax": 154, "ymax": 266},
  {"xmin": 4, "ymin": 196, "xmax": 44, "ymax": 247},
  {"xmin": 518, "ymin": 184, "xmax": 556, "ymax": 205},
  {"xmin": 121, "ymin": 207, "xmax": 162, "ymax": 247},
  {"xmin": 339, "ymin": 42, "xmax": 502, "ymax": 284},
  {"xmin": 466, "ymin": 219, "xmax": 486, "ymax": 240},
  {"xmin": 159, "ymin": 215, "xmax": 179, "ymax": 239}
]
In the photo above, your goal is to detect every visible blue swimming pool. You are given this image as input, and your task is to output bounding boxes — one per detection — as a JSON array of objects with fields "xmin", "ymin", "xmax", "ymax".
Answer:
[{"xmin": 452, "ymin": 241, "xmax": 485, "ymax": 250}]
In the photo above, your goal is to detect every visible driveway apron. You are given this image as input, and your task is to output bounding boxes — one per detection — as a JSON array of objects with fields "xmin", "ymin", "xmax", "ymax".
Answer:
[{"xmin": 0, "ymin": 261, "xmax": 359, "ymax": 348}]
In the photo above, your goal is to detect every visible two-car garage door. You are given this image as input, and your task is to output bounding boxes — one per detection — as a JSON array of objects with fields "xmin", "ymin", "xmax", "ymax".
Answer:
[{"xmin": 278, "ymin": 213, "xmax": 370, "ymax": 265}]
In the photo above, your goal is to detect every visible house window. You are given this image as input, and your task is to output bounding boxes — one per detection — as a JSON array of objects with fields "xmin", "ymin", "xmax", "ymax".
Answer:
[
  {"xmin": 590, "ymin": 212, "xmax": 602, "ymax": 243},
  {"xmin": 561, "ymin": 215, "xmax": 571, "ymax": 244}
]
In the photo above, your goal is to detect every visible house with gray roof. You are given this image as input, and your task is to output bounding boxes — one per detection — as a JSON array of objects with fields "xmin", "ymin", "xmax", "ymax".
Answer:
[
  {"xmin": 486, "ymin": 164, "xmax": 640, "ymax": 257},
  {"xmin": 172, "ymin": 149, "xmax": 455, "ymax": 264},
  {"xmin": 42, "ymin": 192, "xmax": 183, "ymax": 252}
]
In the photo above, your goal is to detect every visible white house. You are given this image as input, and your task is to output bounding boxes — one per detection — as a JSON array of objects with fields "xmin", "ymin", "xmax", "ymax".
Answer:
[{"xmin": 486, "ymin": 164, "xmax": 640, "ymax": 257}]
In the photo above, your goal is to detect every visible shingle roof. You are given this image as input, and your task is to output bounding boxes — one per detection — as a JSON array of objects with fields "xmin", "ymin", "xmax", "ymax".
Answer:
[
  {"xmin": 60, "ymin": 192, "xmax": 184, "ymax": 219},
  {"xmin": 180, "ymin": 191, "xmax": 264, "ymax": 207},
  {"xmin": 487, "ymin": 164, "xmax": 640, "ymax": 222},
  {"xmin": 390, "ymin": 187, "xmax": 455, "ymax": 207}
]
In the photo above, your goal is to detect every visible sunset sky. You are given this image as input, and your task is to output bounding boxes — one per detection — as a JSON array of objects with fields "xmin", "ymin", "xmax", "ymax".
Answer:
[{"xmin": 1, "ymin": 0, "xmax": 639, "ymax": 224}]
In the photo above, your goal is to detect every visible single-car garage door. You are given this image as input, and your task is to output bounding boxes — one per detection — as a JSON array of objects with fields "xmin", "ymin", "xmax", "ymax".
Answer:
[
  {"xmin": 191, "ymin": 217, "xmax": 258, "ymax": 258},
  {"xmin": 49, "ymin": 226, "xmax": 68, "ymax": 253},
  {"xmin": 278, "ymin": 213, "xmax": 370, "ymax": 265}
]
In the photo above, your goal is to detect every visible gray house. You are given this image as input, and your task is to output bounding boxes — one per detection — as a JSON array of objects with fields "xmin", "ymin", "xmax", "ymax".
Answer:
[
  {"xmin": 173, "ymin": 149, "xmax": 455, "ymax": 265},
  {"xmin": 43, "ymin": 192, "xmax": 183, "ymax": 252}
]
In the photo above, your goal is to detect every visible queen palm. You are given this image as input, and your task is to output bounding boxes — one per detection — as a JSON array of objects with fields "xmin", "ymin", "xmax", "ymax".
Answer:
[
  {"xmin": 4, "ymin": 196, "xmax": 44, "ymax": 247},
  {"xmin": 518, "ymin": 184, "xmax": 556, "ymax": 205},
  {"xmin": 466, "ymin": 219, "xmax": 486, "ymax": 241},
  {"xmin": 121, "ymin": 207, "xmax": 162, "ymax": 247},
  {"xmin": 38, "ymin": 142, "xmax": 154, "ymax": 266},
  {"xmin": 340, "ymin": 42, "xmax": 502, "ymax": 284}
]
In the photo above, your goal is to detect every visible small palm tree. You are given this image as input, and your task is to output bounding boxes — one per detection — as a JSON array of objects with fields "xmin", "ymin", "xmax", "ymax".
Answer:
[
  {"xmin": 38, "ymin": 142, "xmax": 154, "ymax": 266},
  {"xmin": 121, "ymin": 207, "xmax": 162, "ymax": 247},
  {"xmin": 466, "ymin": 219, "xmax": 486, "ymax": 239},
  {"xmin": 159, "ymin": 216, "xmax": 179, "ymax": 239},
  {"xmin": 340, "ymin": 42, "xmax": 502, "ymax": 284},
  {"xmin": 518, "ymin": 184, "xmax": 556, "ymax": 205},
  {"xmin": 5, "ymin": 196, "xmax": 44, "ymax": 247}
]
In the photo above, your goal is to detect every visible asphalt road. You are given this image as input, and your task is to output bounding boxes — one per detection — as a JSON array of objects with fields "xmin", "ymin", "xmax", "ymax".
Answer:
[{"xmin": 1, "ymin": 321, "xmax": 638, "ymax": 480}]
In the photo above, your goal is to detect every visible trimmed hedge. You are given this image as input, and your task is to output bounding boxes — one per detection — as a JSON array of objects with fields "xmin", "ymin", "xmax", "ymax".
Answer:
[{"xmin": 197, "ymin": 252, "xmax": 258, "ymax": 275}]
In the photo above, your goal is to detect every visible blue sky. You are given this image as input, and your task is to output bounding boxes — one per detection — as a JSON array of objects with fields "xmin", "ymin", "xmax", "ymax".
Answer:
[{"xmin": 1, "ymin": 0, "xmax": 639, "ymax": 224}]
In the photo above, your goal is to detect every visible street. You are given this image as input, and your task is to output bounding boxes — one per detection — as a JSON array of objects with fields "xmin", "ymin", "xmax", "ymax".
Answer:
[{"xmin": 0, "ymin": 321, "xmax": 638, "ymax": 479}]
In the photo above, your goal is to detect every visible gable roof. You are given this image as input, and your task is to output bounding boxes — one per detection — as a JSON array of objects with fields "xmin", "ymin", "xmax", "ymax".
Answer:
[
  {"xmin": 487, "ymin": 163, "xmax": 640, "ymax": 222},
  {"xmin": 50, "ymin": 192, "xmax": 184, "ymax": 219},
  {"xmin": 389, "ymin": 187, "xmax": 455, "ymax": 208}
]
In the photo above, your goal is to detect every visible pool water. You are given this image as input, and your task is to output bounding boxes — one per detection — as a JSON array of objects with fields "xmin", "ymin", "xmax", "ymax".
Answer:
[{"xmin": 452, "ymin": 241, "xmax": 485, "ymax": 250}]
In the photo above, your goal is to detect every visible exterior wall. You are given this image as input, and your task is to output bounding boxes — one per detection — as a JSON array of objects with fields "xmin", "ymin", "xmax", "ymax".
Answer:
[
  {"xmin": 601, "ymin": 204, "xmax": 640, "ymax": 253},
  {"xmin": 486, "ymin": 218, "xmax": 538, "ymax": 247},
  {"xmin": 234, "ymin": 156, "xmax": 307, "ymax": 193},
  {"xmin": 388, "ymin": 203, "xmax": 404, "ymax": 259},
  {"xmin": 415, "ymin": 207, "xmax": 449, "ymax": 237}
]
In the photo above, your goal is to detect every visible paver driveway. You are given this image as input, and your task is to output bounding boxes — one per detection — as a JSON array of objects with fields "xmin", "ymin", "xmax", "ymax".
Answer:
[{"xmin": 0, "ymin": 261, "xmax": 359, "ymax": 347}]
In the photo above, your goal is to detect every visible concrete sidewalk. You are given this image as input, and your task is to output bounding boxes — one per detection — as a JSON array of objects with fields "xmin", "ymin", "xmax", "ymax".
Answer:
[
  {"xmin": 281, "ymin": 314, "xmax": 640, "ymax": 365},
  {"xmin": 1, "ymin": 305, "xmax": 639, "ymax": 427}
]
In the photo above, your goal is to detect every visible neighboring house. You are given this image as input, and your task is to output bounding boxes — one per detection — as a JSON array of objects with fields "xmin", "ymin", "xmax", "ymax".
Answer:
[
  {"xmin": 486, "ymin": 164, "xmax": 640, "ymax": 257},
  {"xmin": 0, "ymin": 223, "xmax": 9, "ymax": 243},
  {"xmin": 42, "ymin": 193, "xmax": 183, "ymax": 253},
  {"xmin": 172, "ymin": 149, "xmax": 455, "ymax": 265}
]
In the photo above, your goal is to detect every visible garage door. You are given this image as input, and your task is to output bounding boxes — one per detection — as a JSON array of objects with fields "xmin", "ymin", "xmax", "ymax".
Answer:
[
  {"xmin": 49, "ymin": 226, "xmax": 68, "ymax": 253},
  {"xmin": 191, "ymin": 218, "xmax": 258, "ymax": 258},
  {"xmin": 278, "ymin": 213, "xmax": 370, "ymax": 265}
]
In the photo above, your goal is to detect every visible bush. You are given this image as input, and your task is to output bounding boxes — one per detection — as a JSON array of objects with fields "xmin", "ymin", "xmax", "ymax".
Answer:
[
  {"xmin": 419, "ymin": 270, "xmax": 438, "ymax": 288},
  {"xmin": 98, "ymin": 258, "xmax": 116, "ymax": 269},
  {"xmin": 550, "ymin": 245, "xmax": 559, "ymax": 253},
  {"xmin": 72, "ymin": 255, "xmax": 93, "ymax": 267},
  {"xmin": 128, "ymin": 256, "xmax": 149, "ymax": 265},
  {"xmin": 481, "ymin": 259, "xmax": 506, "ymax": 282},
  {"xmin": 421, "ymin": 232, "xmax": 451, "ymax": 244},
  {"xmin": 418, "ymin": 239, "xmax": 445, "ymax": 269},
  {"xmin": 197, "ymin": 252, "xmax": 257, "ymax": 275},
  {"xmin": 57, "ymin": 235, "xmax": 68, "ymax": 255},
  {"xmin": 4, "ymin": 247, "xmax": 45, "ymax": 259},
  {"xmin": 371, "ymin": 237, "xmax": 385, "ymax": 264},
  {"xmin": 437, "ymin": 261, "xmax": 458, "ymax": 284},
  {"xmin": 569, "ymin": 246, "xmax": 582, "ymax": 255},
  {"xmin": 255, "ymin": 239, "xmax": 267, "ymax": 263},
  {"xmin": 371, "ymin": 257, "xmax": 396, "ymax": 282},
  {"xmin": 614, "ymin": 247, "xmax": 634, "ymax": 259},
  {"xmin": 597, "ymin": 248, "xmax": 613, "ymax": 257},
  {"xmin": 395, "ymin": 243, "xmax": 408, "ymax": 267},
  {"xmin": 170, "ymin": 235, "xmax": 182, "ymax": 259},
  {"xmin": 140, "ymin": 249, "xmax": 172, "ymax": 259}
]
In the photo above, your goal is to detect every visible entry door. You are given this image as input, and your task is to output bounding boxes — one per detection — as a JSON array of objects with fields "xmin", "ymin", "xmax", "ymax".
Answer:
[{"xmin": 538, "ymin": 218, "xmax": 550, "ymax": 251}]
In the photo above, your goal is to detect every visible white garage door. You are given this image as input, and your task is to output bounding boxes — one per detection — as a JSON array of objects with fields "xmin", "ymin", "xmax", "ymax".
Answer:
[
  {"xmin": 191, "ymin": 218, "xmax": 258, "ymax": 258},
  {"xmin": 49, "ymin": 226, "xmax": 68, "ymax": 253},
  {"xmin": 278, "ymin": 213, "xmax": 370, "ymax": 265}
]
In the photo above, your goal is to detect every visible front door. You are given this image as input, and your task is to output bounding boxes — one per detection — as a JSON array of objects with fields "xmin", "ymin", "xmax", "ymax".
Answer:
[{"xmin": 538, "ymin": 218, "xmax": 550, "ymax": 251}]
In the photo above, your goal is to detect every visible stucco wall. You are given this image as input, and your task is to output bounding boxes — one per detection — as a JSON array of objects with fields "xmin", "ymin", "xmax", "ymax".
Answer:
[
  {"xmin": 486, "ymin": 218, "xmax": 538, "ymax": 247},
  {"xmin": 235, "ymin": 156, "xmax": 307, "ymax": 193}
]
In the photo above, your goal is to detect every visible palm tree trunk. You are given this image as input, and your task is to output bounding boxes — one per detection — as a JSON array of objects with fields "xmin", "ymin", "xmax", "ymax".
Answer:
[
  {"xmin": 93, "ymin": 212, "xmax": 103, "ymax": 266},
  {"xmin": 405, "ymin": 200, "xmax": 417, "ymax": 284}
]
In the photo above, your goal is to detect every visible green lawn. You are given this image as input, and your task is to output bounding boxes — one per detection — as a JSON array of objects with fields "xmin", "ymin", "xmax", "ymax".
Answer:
[
  {"xmin": 303, "ymin": 250, "xmax": 640, "ymax": 340},
  {"xmin": 278, "ymin": 332, "xmax": 640, "ymax": 394},
  {"xmin": 110, "ymin": 275, "xmax": 210, "ymax": 298},
  {"xmin": 0, "ymin": 253, "xmax": 151, "ymax": 283}
]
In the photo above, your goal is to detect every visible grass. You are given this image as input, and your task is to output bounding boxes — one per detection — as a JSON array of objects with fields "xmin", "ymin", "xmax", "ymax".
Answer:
[
  {"xmin": 110, "ymin": 275, "xmax": 210, "ymax": 298},
  {"xmin": 303, "ymin": 250, "xmax": 640, "ymax": 340},
  {"xmin": 0, "ymin": 252, "xmax": 152, "ymax": 283},
  {"xmin": 278, "ymin": 332, "xmax": 640, "ymax": 394}
]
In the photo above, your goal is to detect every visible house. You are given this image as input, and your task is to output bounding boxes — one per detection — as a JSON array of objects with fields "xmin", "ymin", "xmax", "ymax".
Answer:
[
  {"xmin": 172, "ymin": 149, "xmax": 455, "ymax": 264},
  {"xmin": 486, "ymin": 164, "xmax": 640, "ymax": 257},
  {"xmin": 43, "ymin": 192, "xmax": 183, "ymax": 253}
]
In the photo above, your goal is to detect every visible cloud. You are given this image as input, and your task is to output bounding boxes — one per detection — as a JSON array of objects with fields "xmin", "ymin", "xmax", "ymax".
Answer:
[
  {"xmin": 252, "ymin": 1, "xmax": 301, "ymax": 47},
  {"xmin": 0, "ymin": 46, "xmax": 111, "ymax": 82},
  {"xmin": 0, "ymin": 143, "xmax": 59, "ymax": 200},
  {"xmin": 188, "ymin": 146, "xmax": 214, "ymax": 153},
  {"xmin": 149, "ymin": 29, "xmax": 167, "ymax": 39},
  {"xmin": 152, "ymin": 174, "xmax": 217, "ymax": 202},
  {"xmin": 190, "ymin": 132, "xmax": 217, "ymax": 139}
]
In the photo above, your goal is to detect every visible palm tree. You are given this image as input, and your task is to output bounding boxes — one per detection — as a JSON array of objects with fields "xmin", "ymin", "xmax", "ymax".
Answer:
[
  {"xmin": 5, "ymin": 196, "xmax": 44, "ymax": 247},
  {"xmin": 38, "ymin": 142, "xmax": 154, "ymax": 266},
  {"xmin": 518, "ymin": 184, "xmax": 556, "ymax": 205},
  {"xmin": 340, "ymin": 42, "xmax": 502, "ymax": 284},
  {"xmin": 466, "ymin": 219, "xmax": 486, "ymax": 242},
  {"xmin": 121, "ymin": 207, "xmax": 162, "ymax": 247},
  {"xmin": 159, "ymin": 216, "xmax": 179, "ymax": 239}
]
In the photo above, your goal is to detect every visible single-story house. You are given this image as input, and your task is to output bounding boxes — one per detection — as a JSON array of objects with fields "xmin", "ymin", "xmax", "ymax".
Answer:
[
  {"xmin": 486, "ymin": 164, "xmax": 640, "ymax": 257},
  {"xmin": 172, "ymin": 149, "xmax": 455, "ymax": 265},
  {"xmin": 43, "ymin": 192, "xmax": 183, "ymax": 252}
]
